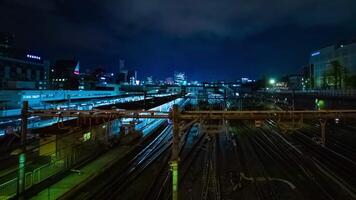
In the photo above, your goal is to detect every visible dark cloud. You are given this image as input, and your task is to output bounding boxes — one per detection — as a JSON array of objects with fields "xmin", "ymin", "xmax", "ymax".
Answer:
[
  {"xmin": 106, "ymin": 0, "xmax": 356, "ymax": 38},
  {"xmin": 0, "ymin": 0, "xmax": 356, "ymax": 80}
]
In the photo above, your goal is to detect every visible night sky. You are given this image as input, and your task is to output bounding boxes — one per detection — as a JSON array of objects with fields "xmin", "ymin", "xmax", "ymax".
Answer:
[{"xmin": 1, "ymin": 0, "xmax": 356, "ymax": 81}]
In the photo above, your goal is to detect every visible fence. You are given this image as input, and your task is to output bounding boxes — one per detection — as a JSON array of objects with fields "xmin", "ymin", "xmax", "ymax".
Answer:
[
  {"xmin": 262, "ymin": 89, "xmax": 356, "ymax": 97},
  {"xmin": 0, "ymin": 121, "xmax": 115, "ymax": 199},
  {"xmin": 0, "ymin": 98, "xmax": 182, "ymax": 199}
]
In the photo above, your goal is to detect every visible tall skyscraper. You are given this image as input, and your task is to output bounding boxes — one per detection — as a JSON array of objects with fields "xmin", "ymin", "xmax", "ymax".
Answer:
[
  {"xmin": 174, "ymin": 71, "xmax": 186, "ymax": 85},
  {"xmin": 0, "ymin": 32, "xmax": 14, "ymax": 48},
  {"xmin": 119, "ymin": 59, "xmax": 125, "ymax": 72}
]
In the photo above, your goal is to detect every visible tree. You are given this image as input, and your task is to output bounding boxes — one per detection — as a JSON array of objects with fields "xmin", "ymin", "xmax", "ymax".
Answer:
[
  {"xmin": 322, "ymin": 71, "xmax": 328, "ymax": 89},
  {"xmin": 325, "ymin": 60, "xmax": 346, "ymax": 89},
  {"xmin": 345, "ymin": 74, "xmax": 356, "ymax": 89}
]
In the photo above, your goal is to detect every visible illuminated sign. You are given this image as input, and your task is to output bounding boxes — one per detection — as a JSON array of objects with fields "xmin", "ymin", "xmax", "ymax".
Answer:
[
  {"xmin": 82, "ymin": 132, "xmax": 91, "ymax": 142},
  {"xmin": 23, "ymin": 95, "xmax": 40, "ymax": 99},
  {"xmin": 311, "ymin": 51, "xmax": 320, "ymax": 57},
  {"xmin": 26, "ymin": 54, "xmax": 41, "ymax": 60}
]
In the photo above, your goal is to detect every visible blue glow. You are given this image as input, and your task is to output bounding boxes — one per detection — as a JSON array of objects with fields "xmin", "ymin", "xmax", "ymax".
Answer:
[
  {"xmin": 74, "ymin": 61, "xmax": 80, "ymax": 75},
  {"xmin": 311, "ymin": 51, "xmax": 320, "ymax": 57},
  {"xmin": 26, "ymin": 54, "xmax": 41, "ymax": 60}
]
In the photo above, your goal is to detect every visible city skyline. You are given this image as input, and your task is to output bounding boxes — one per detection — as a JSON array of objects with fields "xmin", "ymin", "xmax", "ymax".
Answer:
[
  {"xmin": 2, "ymin": 2, "xmax": 356, "ymax": 200},
  {"xmin": 1, "ymin": 1, "xmax": 356, "ymax": 81}
]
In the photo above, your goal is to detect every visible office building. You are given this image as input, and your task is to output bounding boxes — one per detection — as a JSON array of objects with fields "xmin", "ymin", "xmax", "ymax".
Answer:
[
  {"xmin": 281, "ymin": 74, "xmax": 303, "ymax": 90},
  {"xmin": 302, "ymin": 64, "xmax": 314, "ymax": 89},
  {"xmin": 49, "ymin": 59, "xmax": 80, "ymax": 90},
  {"xmin": 174, "ymin": 71, "xmax": 186, "ymax": 85},
  {"xmin": 0, "ymin": 32, "xmax": 14, "ymax": 48},
  {"xmin": 310, "ymin": 40, "xmax": 356, "ymax": 89},
  {"xmin": 117, "ymin": 59, "xmax": 138, "ymax": 85},
  {"xmin": 0, "ymin": 33, "xmax": 49, "ymax": 89},
  {"xmin": 146, "ymin": 76, "xmax": 154, "ymax": 85}
]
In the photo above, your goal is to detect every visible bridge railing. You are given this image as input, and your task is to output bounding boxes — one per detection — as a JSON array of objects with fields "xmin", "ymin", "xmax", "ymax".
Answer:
[{"xmin": 260, "ymin": 89, "xmax": 356, "ymax": 97}]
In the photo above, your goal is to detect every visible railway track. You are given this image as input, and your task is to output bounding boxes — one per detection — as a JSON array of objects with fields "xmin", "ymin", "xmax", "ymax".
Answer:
[
  {"xmin": 66, "ymin": 124, "xmax": 172, "ymax": 200},
  {"xmin": 236, "ymin": 123, "xmax": 282, "ymax": 200},
  {"xmin": 144, "ymin": 123, "xmax": 204, "ymax": 200},
  {"xmin": 200, "ymin": 136, "xmax": 221, "ymax": 200},
  {"xmin": 152, "ymin": 124, "xmax": 210, "ymax": 200},
  {"xmin": 62, "ymin": 103, "xmax": 356, "ymax": 200},
  {"xmin": 266, "ymin": 119, "xmax": 356, "ymax": 199},
  {"xmin": 69, "ymin": 119, "xmax": 205, "ymax": 200},
  {"xmin": 229, "ymin": 120, "xmax": 352, "ymax": 200}
]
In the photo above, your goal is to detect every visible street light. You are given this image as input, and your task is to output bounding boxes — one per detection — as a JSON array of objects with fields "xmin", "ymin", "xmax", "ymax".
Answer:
[
  {"xmin": 269, "ymin": 79, "xmax": 276, "ymax": 85},
  {"xmin": 315, "ymin": 98, "xmax": 325, "ymax": 110}
]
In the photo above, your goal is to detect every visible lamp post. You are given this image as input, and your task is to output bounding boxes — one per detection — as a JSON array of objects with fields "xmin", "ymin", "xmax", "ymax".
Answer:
[
  {"xmin": 267, "ymin": 78, "xmax": 276, "ymax": 92},
  {"xmin": 269, "ymin": 78, "xmax": 276, "ymax": 86}
]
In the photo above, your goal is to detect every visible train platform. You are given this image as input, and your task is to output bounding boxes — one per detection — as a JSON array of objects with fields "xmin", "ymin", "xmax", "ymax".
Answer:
[
  {"xmin": 0, "ymin": 98, "xmax": 182, "ymax": 199},
  {"xmin": 30, "ymin": 145, "xmax": 133, "ymax": 200}
]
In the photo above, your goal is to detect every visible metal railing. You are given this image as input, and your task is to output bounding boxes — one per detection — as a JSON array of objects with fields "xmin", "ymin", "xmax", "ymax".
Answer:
[
  {"xmin": 0, "ymin": 177, "xmax": 17, "ymax": 199},
  {"xmin": 32, "ymin": 159, "xmax": 65, "ymax": 185},
  {"xmin": 0, "ymin": 132, "xmax": 104, "ymax": 199},
  {"xmin": 261, "ymin": 89, "xmax": 356, "ymax": 97},
  {"xmin": 25, "ymin": 172, "xmax": 33, "ymax": 189}
]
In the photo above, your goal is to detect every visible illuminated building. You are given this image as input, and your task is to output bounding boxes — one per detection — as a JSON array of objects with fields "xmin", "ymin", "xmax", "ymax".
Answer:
[
  {"xmin": 49, "ymin": 59, "xmax": 80, "ymax": 90},
  {"xmin": 281, "ymin": 74, "xmax": 303, "ymax": 90},
  {"xmin": 128, "ymin": 70, "xmax": 138, "ymax": 85},
  {"xmin": 174, "ymin": 71, "xmax": 186, "ymax": 85},
  {"xmin": 0, "ymin": 32, "xmax": 14, "ymax": 48},
  {"xmin": 118, "ymin": 59, "xmax": 128, "ymax": 83},
  {"xmin": 146, "ymin": 76, "xmax": 154, "ymax": 85},
  {"xmin": 310, "ymin": 40, "xmax": 356, "ymax": 89},
  {"xmin": 302, "ymin": 64, "xmax": 314, "ymax": 89},
  {"xmin": 165, "ymin": 77, "xmax": 174, "ymax": 85},
  {"xmin": 0, "ymin": 32, "xmax": 49, "ymax": 89},
  {"xmin": 117, "ymin": 59, "xmax": 138, "ymax": 85},
  {"xmin": 241, "ymin": 77, "xmax": 254, "ymax": 84}
]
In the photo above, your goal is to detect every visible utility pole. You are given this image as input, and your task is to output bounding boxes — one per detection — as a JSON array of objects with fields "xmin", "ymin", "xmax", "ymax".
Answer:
[
  {"xmin": 320, "ymin": 119, "xmax": 326, "ymax": 147},
  {"xmin": 67, "ymin": 94, "xmax": 71, "ymax": 110},
  {"xmin": 18, "ymin": 101, "xmax": 28, "ymax": 198},
  {"xmin": 292, "ymin": 90, "xmax": 295, "ymax": 111},
  {"xmin": 171, "ymin": 104, "xmax": 180, "ymax": 200},
  {"xmin": 143, "ymin": 87, "xmax": 147, "ymax": 110},
  {"xmin": 21, "ymin": 101, "xmax": 28, "ymax": 146},
  {"xmin": 224, "ymin": 88, "xmax": 227, "ymax": 110}
]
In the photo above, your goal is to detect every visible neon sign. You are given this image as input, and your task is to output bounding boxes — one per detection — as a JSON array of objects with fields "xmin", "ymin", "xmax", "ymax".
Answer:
[
  {"xmin": 26, "ymin": 54, "xmax": 41, "ymax": 60},
  {"xmin": 311, "ymin": 51, "xmax": 320, "ymax": 57}
]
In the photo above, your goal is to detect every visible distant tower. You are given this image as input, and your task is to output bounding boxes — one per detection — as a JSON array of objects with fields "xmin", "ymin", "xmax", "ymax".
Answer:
[
  {"xmin": 174, "ymin": 71, "xmax": 186, "ymax": 85},
  {"xmin": 0, "ymin": 32, "xmax": 14, "ymax": 48},
  {"xmin": 119, "ymin": 59, "xmax": 125, "ymax": 73},
  {"xmin": 118, "ymin": 59, "xmax": 129, "ymax": 83},
  {"xmin": 74, "ymin": 61, "xmax": 80, "ymax": 75}
]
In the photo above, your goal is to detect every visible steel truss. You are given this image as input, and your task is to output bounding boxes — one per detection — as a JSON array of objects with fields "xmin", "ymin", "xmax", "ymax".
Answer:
[{"xmin": 20, "ymin": 102, "xmax": 356, "ymax": 200}]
